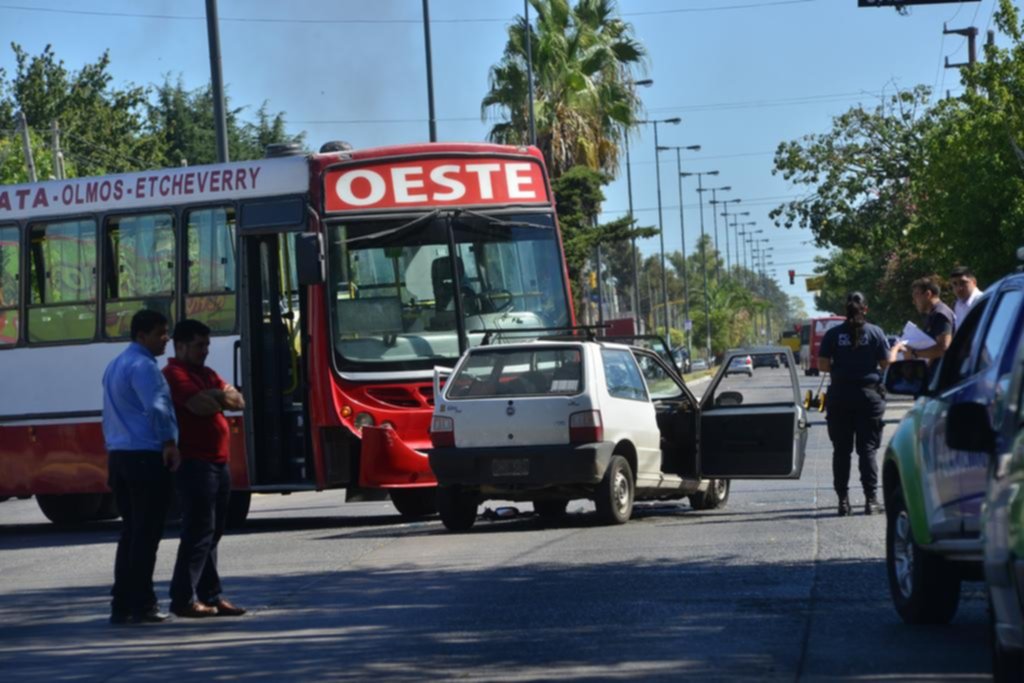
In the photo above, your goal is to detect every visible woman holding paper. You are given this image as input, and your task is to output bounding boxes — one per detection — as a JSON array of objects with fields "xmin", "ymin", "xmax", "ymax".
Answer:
[{"xmin": 817, "ymin": 292, "xmax": 899, "ymax": 517}]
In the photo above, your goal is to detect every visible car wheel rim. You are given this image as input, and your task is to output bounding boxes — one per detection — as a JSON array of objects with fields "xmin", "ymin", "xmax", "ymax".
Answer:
[
  {"xmin": 714, "ymin": 480, "xmax": 728, "ymax": 499},
  {"xmin": 613, "ymin": 469, "xmax": 631, "ymax": 516},
  {"xmin": 893, "ymin": 511, "xmax": 914, "ymax": 598}
]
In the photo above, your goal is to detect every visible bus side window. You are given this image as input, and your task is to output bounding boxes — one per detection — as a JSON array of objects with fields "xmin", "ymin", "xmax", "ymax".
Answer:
[
  {"xmin": 0, "ymin": 225, "xmax": 19, "ymax": 346},
  {"xmin": 103, "ymin": 212, "xmax": 176, "ymax": 338},
  {"xmin": 27, "ymin": 218, "xmax": 98, "ymax": 344},
  {"xmin": 185, "ymin": 206, "xmax": 237, "ymax": 334}
]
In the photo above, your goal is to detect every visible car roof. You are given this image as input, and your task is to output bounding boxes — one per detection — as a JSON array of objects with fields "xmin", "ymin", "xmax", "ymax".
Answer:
[{"xmin": 465, "ymin": 339, "xmax": 634, "ymax": 354}]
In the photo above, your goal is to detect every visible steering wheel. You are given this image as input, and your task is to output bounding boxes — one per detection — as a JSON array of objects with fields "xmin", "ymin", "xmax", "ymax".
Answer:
[{"xmin": 479, "ymin": 289, "xmax": 514, "ymax": 313}]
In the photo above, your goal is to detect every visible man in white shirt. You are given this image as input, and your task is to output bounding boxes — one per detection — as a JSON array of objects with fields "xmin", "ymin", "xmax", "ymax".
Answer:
[{"xmin": 950, "ymin": 265, "xmax": 984, "ymax": 327}]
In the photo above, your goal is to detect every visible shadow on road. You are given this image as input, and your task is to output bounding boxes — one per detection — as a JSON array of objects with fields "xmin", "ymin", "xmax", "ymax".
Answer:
[{"xmin": 0, "ymin": 555, "xmax": 989, "ymax": 681}]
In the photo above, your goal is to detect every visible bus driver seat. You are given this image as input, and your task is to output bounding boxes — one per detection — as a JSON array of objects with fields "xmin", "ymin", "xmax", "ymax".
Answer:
[{"xmin": 431, "ymin": 256, "xmax": 478, "ymax": 315}]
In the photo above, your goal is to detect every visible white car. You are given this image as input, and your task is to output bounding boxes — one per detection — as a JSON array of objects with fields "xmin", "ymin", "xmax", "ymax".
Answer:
[
  {"xmin": 725, "ymin": 354, "xmax": 754, "ymax": 377},
  {"xmin": 428, "ymin": 341, "xmax": 807, "ymax": 531}
]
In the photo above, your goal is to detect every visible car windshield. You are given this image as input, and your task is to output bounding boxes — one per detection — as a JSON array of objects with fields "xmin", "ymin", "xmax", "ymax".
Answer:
[
  {"xmin": 326, "ymin": 211, "xmax": 570, "ymax": 372},
  {"xmin": 445, "ymin": 346, "xmax": 583, "ymax": 399}
]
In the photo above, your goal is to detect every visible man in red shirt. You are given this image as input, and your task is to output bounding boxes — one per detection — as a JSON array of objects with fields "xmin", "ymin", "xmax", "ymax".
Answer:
[{"xmin": 163, "ymin": 319, "xmax": 247, "ymax": 618}]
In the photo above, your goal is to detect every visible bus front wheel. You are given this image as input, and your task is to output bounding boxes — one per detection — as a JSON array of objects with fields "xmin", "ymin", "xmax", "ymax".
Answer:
[
  {"xmin": 390, "ymin": 488, "xmax": 437, "ymax": 519},
  {"xmin": 36, "ymin": 493, "xmax": 104, "ymax": 525}
]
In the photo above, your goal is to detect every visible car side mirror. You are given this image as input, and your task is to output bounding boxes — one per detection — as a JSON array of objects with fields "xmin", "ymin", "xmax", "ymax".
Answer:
[
  {"xmin": 884, "ymin": 360, "xmax": 929, "ymax": 397},
  {"xmin": 296, "ymin": 232, "xmax": 325, "ymax": 286},
  {"xmin": 946, "ymin": 402, "xmax": 996, "ymax": 452},
  {"xmin": 715, "ymin": 391, "xmax": 743, "ymax": 407}
]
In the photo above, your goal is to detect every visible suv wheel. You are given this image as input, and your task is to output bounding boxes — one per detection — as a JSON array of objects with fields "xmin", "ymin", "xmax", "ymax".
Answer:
[
  {"xmin": 992, "ymin": 602, "xmax": 1023, "ymax": 683},
  {"xmin": 595, "ymin": 455, "xmax": 634, "ymax": 525},
  {"xmin": 690, "ymin": 479, "xmax": 730, "ymax": 511},
  {"xmin": 886, "ymin": 487, "xmax": 961, "ymax": 624},
  {"xmin": 437, "ymin": 485, "xmax": 478, "ymax": 532}
]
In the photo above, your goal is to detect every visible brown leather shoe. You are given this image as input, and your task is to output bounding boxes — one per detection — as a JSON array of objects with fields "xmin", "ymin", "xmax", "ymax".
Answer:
[
  {"xmin": 171, "ymin": 602, "xmax": 218, "ymax": 618},
  {"xmin": 206, "ymin": 599, "xmax": 246, "ymax": 617}
]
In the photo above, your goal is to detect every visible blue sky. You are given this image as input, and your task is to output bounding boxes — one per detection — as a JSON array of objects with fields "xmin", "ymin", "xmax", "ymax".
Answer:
[{"xmin": 0, "ymin": 0, "xmax": 1006, "ymax": 315}]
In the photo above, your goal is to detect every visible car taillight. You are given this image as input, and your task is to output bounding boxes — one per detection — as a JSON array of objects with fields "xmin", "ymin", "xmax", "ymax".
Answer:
[
  {"xmin": 430, "ymin": 415, "xmax": 455, "ymax": 448},
  {"xmin": 569, "ymin": 410, "xmax": 603, "ymax": 444}
]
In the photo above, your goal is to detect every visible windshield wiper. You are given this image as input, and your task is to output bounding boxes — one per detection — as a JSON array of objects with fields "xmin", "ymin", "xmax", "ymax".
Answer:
[
  {"xmin": 342, "ymin": 209, "xmax": 442, "ymax": 245},
  {"xmin": 451, "ymin": 208, "xmax": 553, "ymax": 232}
]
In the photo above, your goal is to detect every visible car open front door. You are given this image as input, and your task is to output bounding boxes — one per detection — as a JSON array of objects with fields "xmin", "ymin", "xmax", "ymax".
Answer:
[{"xmin": 698, "ymin": 348, "xmax": 808, "ymax": 478}]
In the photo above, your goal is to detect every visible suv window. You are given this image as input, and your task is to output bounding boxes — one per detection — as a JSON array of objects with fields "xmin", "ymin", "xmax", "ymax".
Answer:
[
  {"xmin": 937, "ymin": 297, "xmax": 989, "ymax": 390},
  {"xmin": 446, "ymin": 346, "xmax": 583, "ymax": 399},
  {"xmin": 601, "ymin": 348, "xmax": 648, "ymax": 401},
  {"xmin": 977, "ymin": 289, "xmax": 1023, "ymax": 374}
]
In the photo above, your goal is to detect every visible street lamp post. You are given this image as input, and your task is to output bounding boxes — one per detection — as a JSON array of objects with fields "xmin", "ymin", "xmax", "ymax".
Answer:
[
  {"xmin": 716, "ymin": 199, "xmax": 743, "ymax": 273},
  {"xmin": 638, "ymin": 117, "xmax": 681, "ymax": 335},
  {"xmin": 681, "ymin": 169, "xmax": 719, "ymax": 362},
  {"xmin": 726, "ymin": 213, "xmax": 750, "ymax": 277},
  {"xmin": 624, "ymin": 80, "xmax": 653, "ymax": 330},
  {"xmin": 706, "ymin": 186, "xmax": 731, "ymax": 283},
  {"xmin": 658, "ymin": 144, "xmax": 701, "ymax": 355}
]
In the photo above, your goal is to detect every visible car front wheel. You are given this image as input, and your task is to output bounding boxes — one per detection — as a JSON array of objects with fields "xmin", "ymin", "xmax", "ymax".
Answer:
[
  {"xmin": 595, "ymin": 455, "xmax": 634, "ymax": 525},
  {"xmin": 690, "ymin": 479, "xmax": 730, "ymax": 510},
  {"xmin": 437, "ymin": 485, "xmax": 478, "ymax": 532},
  {"xmin": 886, "ymin": 487, "xmax": 961, "ymax": 624}
]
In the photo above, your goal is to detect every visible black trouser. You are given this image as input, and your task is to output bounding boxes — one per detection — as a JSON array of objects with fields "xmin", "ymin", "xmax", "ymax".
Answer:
[
  {"xmin": 169, "ymin": 459, "xmax": 231, "ymax": 609},
  {"xmin": 825, "ymin": 385, "xmax": 886, "ymax": 498},
  {"xmin": 108, "ymin": 450, "xmax": 172, "ymax": 618}
]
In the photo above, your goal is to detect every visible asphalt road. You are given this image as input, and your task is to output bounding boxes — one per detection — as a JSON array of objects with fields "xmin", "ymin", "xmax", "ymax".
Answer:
[{"xmin": 0, "ymin": 368, "xmax": 989, "ymax": 681}]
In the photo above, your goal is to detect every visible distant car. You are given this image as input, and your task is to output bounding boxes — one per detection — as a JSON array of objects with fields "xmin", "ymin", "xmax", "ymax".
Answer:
[
  {"xmin": 428, "ymin": 341, "xmax": 809, "ymax": 531},
  {"xmin": 751, "ymin": 353, "xmax": 780, "ymax": 369},
  {"xmin": 690, "ymin": 358, "xmax": 709, "ymax": 372},
  {"xmin": 725, "ymin": 355, "xmax": 753, "ymax": 377}
]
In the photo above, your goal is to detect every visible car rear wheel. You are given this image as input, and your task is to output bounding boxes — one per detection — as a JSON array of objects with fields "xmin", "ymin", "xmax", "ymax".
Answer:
[
  {"xmin": 690, "ymin": 479, "xmax": 730, "ymax": 510},
  {"xmin": 595, "ymin": 455, "xmax": 634, "ymax": 525},
  {"xmin": 534, "ymin": 499, "xmax": 569, "ymax": 520},
  {"xmin": 390, "ymin": 488, "xmax": 437, "ymax": 519},
  {"xmin": 437, "ymin": 485, "xmax": 478, "ymax": 531},
  {"xmin": 886, "ymin": 487, "xmax": 961, "ymax": 624}
]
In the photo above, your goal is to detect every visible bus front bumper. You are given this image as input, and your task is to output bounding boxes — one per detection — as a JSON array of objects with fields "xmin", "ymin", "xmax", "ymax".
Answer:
[{"xmin": 358, "ymin": 425, "xmax": 436, "ymax": 488}]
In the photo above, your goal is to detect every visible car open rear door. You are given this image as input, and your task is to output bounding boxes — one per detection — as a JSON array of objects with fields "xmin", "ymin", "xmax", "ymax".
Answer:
[{"xmin": 698, "ymin": 347, "xmax": 808, "ymax": 478}]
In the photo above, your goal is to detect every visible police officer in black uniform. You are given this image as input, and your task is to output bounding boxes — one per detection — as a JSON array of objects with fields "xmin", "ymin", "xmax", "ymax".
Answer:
[{"xmin": 818, "ymin": 292, "xmax": 895, "ymax": 516}]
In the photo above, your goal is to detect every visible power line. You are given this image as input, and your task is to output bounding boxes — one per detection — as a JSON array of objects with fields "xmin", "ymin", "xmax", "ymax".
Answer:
[{"xmin": 0, "ymin": 0, "xmax": 815, "ymax": 24}]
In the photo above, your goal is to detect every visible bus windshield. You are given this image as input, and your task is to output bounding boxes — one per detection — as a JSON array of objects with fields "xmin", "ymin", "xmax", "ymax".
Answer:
[{"xmin": 326, "ymin": 211, "xmax": 570, "ymax": 372}]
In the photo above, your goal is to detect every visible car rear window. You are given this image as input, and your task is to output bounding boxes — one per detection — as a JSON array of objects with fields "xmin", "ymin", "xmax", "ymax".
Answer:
[{"xmin": 446, "ymin": 347, "xmax": 583, "ymax": 399}]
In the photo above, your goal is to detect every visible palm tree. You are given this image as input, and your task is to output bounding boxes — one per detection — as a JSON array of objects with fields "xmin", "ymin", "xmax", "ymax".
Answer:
[{"xmin": 482, "ymin": 0, "xmax": 646, "ymax": 179}]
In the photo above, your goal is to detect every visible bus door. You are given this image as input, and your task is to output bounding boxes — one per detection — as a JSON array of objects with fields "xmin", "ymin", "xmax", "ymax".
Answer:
[{"xmin": 237, "ymin": 197, "xmax": 313, "ymax": 488}]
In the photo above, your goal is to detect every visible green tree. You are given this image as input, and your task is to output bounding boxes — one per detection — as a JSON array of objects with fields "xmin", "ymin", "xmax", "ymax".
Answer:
[
  {"xmin": 482, "ymin": 0, "xmax": 646, "ymax": 178},
  {"xmin": 551, "ymin": 165, "xmax": 655, "ymax": 313}
]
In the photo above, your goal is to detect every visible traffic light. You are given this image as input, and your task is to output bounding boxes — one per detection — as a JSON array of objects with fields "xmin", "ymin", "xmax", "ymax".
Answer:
[
  {"xmin": 588, "ymin": 271, "xmax": 597, "ymax": 289},
  {"xmin": 788, "ymin": 270, "xmax": 796, "ymax": 285}
]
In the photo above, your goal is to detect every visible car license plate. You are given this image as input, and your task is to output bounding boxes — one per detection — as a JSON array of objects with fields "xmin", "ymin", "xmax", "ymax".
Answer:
[{"xmin": 492, "ymin": 458, "xmax": 529, "ymax": 477}]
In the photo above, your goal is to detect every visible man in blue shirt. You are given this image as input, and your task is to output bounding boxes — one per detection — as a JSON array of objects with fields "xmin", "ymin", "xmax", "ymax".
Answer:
[{"xmin": 102, "ymin": 309, "xmax": 180, "ymax": 624}]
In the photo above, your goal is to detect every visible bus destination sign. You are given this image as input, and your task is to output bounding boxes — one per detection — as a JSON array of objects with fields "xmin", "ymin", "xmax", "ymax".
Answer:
[
  {"xmin": 0, "ymin": 156, "xmax": 310, "ymax": 221},
  {"xmin": 324, "ymin": 158, "xmax": 550, "ymax": 212}
]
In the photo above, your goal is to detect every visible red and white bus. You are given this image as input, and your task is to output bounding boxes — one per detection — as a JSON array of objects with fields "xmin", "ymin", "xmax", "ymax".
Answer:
[
  {"xmin": 0, "ymin": 142, "xmax": 574, "ymax": 524},
  {"xmin": 799, "ymin": 315, "xmax": 844, "ymax": 376}
]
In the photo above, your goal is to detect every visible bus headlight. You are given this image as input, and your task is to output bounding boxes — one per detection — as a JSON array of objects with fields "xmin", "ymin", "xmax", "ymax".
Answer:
[{"xmin": 353, "ymin": 412, "xmax": 375, "ymax": 430}]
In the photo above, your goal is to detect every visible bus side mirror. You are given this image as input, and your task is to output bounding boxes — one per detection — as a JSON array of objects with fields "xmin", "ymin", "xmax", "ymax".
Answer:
[{"xmin": 296, "ymin": 232, "xmax": 324, "ymax": 286}]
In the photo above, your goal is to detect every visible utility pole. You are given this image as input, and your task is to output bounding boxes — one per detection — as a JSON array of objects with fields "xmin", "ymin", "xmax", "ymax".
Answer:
[
  {"xmin": 205, "ymin": 0, "xmax": 229, "ymax": 162},
  {"xmin": 50, "ymin": 120, "xmax": 65, "ymax": 180},
  {"xmin": 944, "ymin": 22, "xmax": 979, "ymax": 71},
  {"xmin": 17, "ymin": 111, "xmax": 37, "ymax": 182},
  {"xmin": 422, "ymin": 0, "xmax": 438, "ymax": 142}
]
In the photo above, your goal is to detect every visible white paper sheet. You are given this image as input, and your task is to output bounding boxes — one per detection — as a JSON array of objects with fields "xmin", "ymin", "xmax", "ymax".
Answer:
[{"xmin": 900, "ymin": 321, "xmax": 936, "ymax": 351}]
